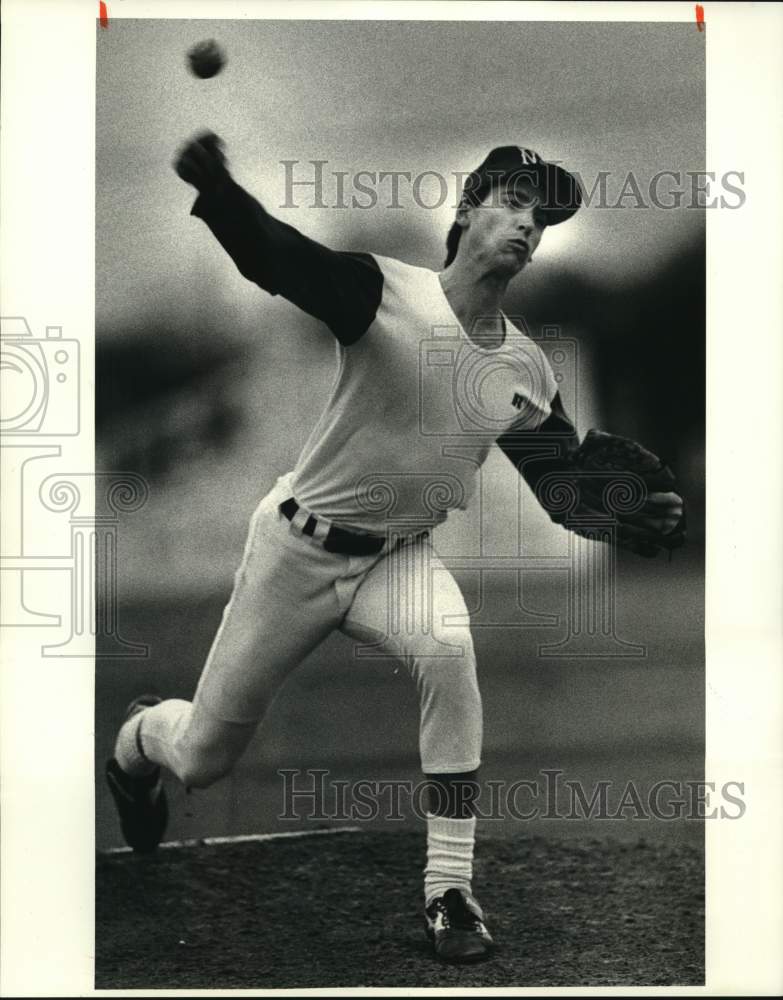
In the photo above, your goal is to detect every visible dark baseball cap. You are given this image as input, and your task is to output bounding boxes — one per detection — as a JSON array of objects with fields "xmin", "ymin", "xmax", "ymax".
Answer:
[{"xmin": 460, "ymin": 146, "xmax": 582, "ymax": 225}]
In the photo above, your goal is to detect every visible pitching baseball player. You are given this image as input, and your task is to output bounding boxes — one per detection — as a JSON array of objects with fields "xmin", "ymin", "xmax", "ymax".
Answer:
[{"xmin": 107, "ymin": 134, "xmax": 685, "ymax": 963}]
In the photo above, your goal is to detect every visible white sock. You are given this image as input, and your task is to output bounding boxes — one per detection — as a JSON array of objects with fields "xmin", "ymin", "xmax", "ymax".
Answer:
[
  {"xmin": 114, "ymin": 710, "xmax": 157, "ymax": 777},
  {"xmin": 424, "ymin": 813, "xmax": 480, "ymax": 914}
]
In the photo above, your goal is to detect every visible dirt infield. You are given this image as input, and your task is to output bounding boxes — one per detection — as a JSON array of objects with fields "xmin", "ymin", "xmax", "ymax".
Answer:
[{"xmin": 96, "ymin": 830, "xmax": 703, "ymax": 988}]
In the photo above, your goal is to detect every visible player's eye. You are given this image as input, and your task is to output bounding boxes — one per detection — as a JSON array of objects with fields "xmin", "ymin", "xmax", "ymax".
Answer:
[{"xmin": 504, "ymin": 190, "xmax": 537, "ymax": 210}]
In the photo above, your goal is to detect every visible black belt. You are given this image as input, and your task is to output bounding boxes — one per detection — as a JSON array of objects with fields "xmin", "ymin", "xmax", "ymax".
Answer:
[{"xmin": 279, "ymin": 497, "xmax": 387, "ymax": 556}]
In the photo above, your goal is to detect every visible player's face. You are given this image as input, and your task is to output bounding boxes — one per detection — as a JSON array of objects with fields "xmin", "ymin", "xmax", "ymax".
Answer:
[{"xmin": 461, "ymin": 177, "xmax": 548, "ymax": 275}]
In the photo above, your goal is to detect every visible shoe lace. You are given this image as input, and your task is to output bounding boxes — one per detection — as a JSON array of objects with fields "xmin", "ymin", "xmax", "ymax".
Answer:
[{"xmin": 441, "ymin": 889, "xmax": 482, "ymax": 931}]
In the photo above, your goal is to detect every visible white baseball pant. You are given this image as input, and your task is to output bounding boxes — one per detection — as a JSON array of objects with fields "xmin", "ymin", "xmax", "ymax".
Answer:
[{"xmin": 124, "ymin": 472, "xmax": 483, "ymax": 785}]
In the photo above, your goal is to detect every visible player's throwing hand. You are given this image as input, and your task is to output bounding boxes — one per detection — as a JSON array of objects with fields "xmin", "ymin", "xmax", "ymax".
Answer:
[{"xmin": 173, "ymin": 130, "xmax": 229, "ymax": 193}]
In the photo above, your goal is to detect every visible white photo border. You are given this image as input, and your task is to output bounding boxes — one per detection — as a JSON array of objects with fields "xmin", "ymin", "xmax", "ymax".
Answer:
[{"xmin": 1, "ymin": 1, "xmax": 781, "ymax": 995}]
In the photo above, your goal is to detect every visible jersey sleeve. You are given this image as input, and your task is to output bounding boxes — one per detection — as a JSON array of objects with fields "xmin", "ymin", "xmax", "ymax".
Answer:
[
  {"xmin": 496, "ymin": 391, "xmax": 580, "ymax": 519},
  {"xmin": 190, "ymin": 179, "xmax": 383, "ymax": 346}
]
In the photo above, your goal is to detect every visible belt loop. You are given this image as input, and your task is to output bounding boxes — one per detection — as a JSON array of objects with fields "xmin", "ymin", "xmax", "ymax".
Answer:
[
  {"xmin": 289, "ymin": 506, "xmax": 311, "ymax": 534},
  {"xmin": 312, "ymin": 518, "xmax": 330, "ymax": 543}
]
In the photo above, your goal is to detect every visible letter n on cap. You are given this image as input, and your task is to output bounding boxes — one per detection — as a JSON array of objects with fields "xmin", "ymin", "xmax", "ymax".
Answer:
[{"xmin": 518, "ymin": 147, "xmax": 542, "ymax": 165}]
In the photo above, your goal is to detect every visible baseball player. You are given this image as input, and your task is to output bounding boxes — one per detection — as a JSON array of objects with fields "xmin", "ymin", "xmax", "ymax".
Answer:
[{"xmin": 106, "ymin": 134, "xmax": 685, "ymax": 964}]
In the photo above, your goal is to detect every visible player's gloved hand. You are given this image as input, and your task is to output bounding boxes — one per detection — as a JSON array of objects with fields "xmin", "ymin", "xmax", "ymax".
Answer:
[
  {"xmin": 628, "ymin": 490, "xmax": 684, "ymax": 536},
  {"xmin": 542, "ymin": 429, "xmax": 687, "ymax": 559},
  {"xmin": 173, "ymin": 130, "xmax": 230, "ymax": 195}
]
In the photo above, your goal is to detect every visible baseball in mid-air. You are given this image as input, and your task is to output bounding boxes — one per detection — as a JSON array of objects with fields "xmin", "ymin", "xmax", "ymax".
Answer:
[{"xmin": 187, "ymin": 39, "xmax": 226, "ymax": 79}]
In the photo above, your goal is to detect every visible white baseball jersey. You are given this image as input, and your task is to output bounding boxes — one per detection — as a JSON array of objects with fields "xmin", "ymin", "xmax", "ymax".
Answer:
[
  {"xmin": 292, "ymin": 255, "xmax": 557, "ymax": 532},
  {"xmin": 192, "ymin": 179, "xmax": 579, "ymax": 534}
]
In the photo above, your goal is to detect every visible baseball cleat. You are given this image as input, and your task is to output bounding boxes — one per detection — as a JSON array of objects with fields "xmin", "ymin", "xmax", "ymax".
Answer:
[
  {"xmin": 425, "ymin": 888, "xmax": 494, "ymax": 963},
  {"xmin": 105, "ymin": 695, "xmax": 168, "ymax": 854}
]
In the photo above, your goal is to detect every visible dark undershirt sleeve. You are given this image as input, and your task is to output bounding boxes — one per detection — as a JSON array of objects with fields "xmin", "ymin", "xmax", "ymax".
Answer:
[
  {"xmin": 496, "ymin": 391, "xmax": 580, "ymax": 519},
  {"xmin": 191, "ymin": 178, "xmax": 383, "ymax": 345}
]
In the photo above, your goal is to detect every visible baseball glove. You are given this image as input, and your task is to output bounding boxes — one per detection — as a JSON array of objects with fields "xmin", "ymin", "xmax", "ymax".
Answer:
[{"xmin": 549, "ymin": 429, "xmax": 687, "ymax": 558}]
